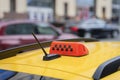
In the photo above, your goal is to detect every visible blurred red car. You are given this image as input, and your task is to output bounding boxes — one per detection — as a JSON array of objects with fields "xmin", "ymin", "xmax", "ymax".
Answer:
[{"xmin": 0, "ymin": 20, "xmax": 79, "ymax": 50}]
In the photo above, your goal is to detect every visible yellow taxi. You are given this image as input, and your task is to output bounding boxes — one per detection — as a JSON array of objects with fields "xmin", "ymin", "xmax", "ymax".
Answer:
[{"xmin": 0, "ymin": 37, "xmax": 120, "ymax": 80}]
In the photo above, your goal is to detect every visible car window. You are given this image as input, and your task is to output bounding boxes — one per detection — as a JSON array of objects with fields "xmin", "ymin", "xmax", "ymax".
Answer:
[
  {"xmin": 37, "ymin": 23, "xmax": 58, "ymax": 36},
  {"xmin": 5, "ymin": 23, "xmax": 38, "ymax": 35},
  {"xmin": 0, "ymin": 70, "xmax": 60, "ymax": 80},
  {"xmin": 82, "ymin": 19, "xmax": 99, "ymax": 25},
  {"xmin": 96, "ymin": 19, "xmax": 105, "ymax": 26},
  {"xmin": 79, "ymin": 18, "xmax": 106, "ymax": 28}
]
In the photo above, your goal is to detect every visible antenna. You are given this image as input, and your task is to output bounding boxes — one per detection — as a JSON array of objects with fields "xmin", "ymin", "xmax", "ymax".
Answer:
[
  {"xmin": 32, "ymin": 32, "xmax": 61, "ymax": 61},
  {"xmin": 32, "ymin": 33, "xmax": 47, "ymax": 56}
]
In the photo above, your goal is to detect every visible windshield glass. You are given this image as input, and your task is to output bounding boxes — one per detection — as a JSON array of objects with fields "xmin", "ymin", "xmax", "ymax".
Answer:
[
  {"xmin": 5, "ymin": 23, "xmax": 37, "ymax": 35},
  {"xmin": 79, "ymin": 19, "xmax": 106, "ymax": 28},
  {"xmin": 0, "ymin": 69, "xmax": 60, "ymax": 80},
  {"xmin": 36, "ymin": 23, "xmax": 58, "ymax": 36}
]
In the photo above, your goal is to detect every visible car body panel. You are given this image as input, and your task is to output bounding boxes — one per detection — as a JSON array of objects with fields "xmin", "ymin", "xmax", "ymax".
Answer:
[{"xmin": 0, "ymin": 42, "xmax": 120, "ymax": 79}]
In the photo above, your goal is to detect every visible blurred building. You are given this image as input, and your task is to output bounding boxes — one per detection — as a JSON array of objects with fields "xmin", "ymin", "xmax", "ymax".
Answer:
[
  {"xmin": 95, "ymin": 0, "xmax": 120, "ymax": 22},
  {"xmin": 0, "ymin": 0, "xmax": 28, "ymax": 20},
  {"xmin": 76, "ymin": 0, "xmax": 94, "ymax": 21},
  {"xmin": 27, "ymin": 0, "xmax": 53, "ymax": 22},
  {"xmin": 95, "ymin": 0, "xmax": 112, "ymax": 20},
  {"xmin": 27, "ymin": 7, "xmax": 53, "ymax": 22},
  {"xmin": 28, "ymin": 0, "xmax": 77, "ymax": 22},
  {"xmin": 55, "ymin": 0, "xmax": 76, "ymax": 22},
  {"xmin": 112, "ymin": 0, "xmax": 120, "ymax": 23}
]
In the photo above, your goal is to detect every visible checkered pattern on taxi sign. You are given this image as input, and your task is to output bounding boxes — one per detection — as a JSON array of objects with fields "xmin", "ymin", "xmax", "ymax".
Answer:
[
  {"xmin": 49, "ymin": 41, "xmax": 89, "ymax": 56},
  {"xmin": 51, "ymin": 44, "xmax": 73, "ymax": 52}
]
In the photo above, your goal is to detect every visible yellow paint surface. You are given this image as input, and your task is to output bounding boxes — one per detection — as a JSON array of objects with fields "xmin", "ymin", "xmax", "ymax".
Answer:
[{"xmin": 0, "ymin": 42, "xmax": 120, "ymax": 80}]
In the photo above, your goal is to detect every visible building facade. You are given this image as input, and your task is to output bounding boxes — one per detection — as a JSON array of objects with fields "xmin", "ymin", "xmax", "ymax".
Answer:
[
  {"xmin": 28, "ymin": 0, "xmax": 77, "ymax": 22},
  {"xmin": 95, "ymin": 0, "xmax": 112, "ymax": 20},
  {"xmin": 55, "ymin": 0, "xmax": 76, "ymax": 21},
  {"xmin": 95, "ymin": 0, "xmax": 120, "ymax": 22},
  {"xmin": 0, "ymin": 0, "xmax": 28, "ymax": 20},
  {"xmin": 112, "ymin": 0, "xmax": 120, "ymax": 23},
  {"xmin": 27, "ymin": 7, "xmax": 53, "ymax": 22},
  {"xmin": 28, "ymin": 0, "xmax": 53, "ymax": 22}
]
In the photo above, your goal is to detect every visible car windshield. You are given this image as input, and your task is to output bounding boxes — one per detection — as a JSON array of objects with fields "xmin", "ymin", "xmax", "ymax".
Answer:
[
  {"xmin": 36, "ymin": 23, "xmax": 59, "ymax": 36},
  {"xmin": 0, "ymin": 70, "xmax": 60, "ymax": 80},
  {"xmin": 5, "ymin": 23, "xmax": 58, "ymax": 36},
  {"xmin": 79, "ymin": 18, "xmax": 106, "ymax": 28},
  {"xmin": 5, "ymin": 23, "xmax": 37, "ymax": 35}
]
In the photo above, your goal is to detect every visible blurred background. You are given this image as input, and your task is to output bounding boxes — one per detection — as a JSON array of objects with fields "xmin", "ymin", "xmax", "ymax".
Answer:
[
  {"xmin": 0, "ymin": 0, "xmax": 120, "ymax": 50},
  {"xmin": 0, "ymin": 0, "xmax": 120, "ymax": 79}
]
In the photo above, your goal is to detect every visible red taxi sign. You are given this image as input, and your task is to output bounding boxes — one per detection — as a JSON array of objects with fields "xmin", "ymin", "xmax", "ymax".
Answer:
[{"xmin": 49, "ymin": 41, "xmax": 89, "ymax": 56}]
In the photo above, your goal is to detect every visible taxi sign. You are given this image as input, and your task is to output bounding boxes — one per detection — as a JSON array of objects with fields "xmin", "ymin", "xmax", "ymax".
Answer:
[{"xmin": 49, "ymin": 41, "xmax": 89, "ymax": 56}]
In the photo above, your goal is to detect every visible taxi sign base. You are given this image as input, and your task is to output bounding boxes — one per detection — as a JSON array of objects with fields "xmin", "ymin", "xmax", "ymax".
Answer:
[{"xmin": 43, "ymin": 54, "xmax": 61, "ymax": 61}]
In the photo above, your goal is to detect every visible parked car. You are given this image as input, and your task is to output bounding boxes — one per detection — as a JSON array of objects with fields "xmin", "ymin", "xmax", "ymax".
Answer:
[
  {"xmin": 69, "ymin": 18, "xmax": 119, "ymax": 38},
  {"xmin": 64, "ymin": 21, "xmax": 79, "ymax": 33},
  {"xmin": 0, "ymin": 38, "xmax": 120, "ymax": 80},
  {"xmin": 0, "ymin": 20, "xmax": 79, "ymax": 50}
]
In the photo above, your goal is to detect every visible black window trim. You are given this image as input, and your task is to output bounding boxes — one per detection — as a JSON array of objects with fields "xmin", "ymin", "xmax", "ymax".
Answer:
[{"xmin": 93, "ymin": 56, "xmax": 120, "ymax": 80}]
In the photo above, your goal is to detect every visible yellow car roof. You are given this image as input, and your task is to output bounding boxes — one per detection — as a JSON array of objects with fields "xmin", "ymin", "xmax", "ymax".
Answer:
[{"xmin": 0, "ymin": 41, "xmax": 120, "ymax": 80}]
